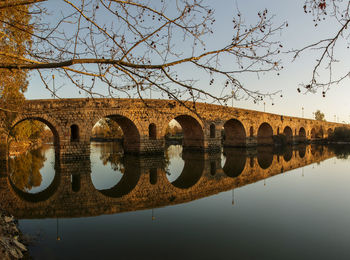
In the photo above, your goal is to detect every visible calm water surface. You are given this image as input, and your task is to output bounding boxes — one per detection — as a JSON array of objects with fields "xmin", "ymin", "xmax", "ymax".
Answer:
[{"xmin": 4, "ymin": 143, "xmax": 350, "ymax": 259}]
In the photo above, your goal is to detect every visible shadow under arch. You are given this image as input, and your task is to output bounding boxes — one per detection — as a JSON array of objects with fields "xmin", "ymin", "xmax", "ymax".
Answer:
[
  {"xmin": 222, "ymin": 147, "xmax": 247, "ymax": 178},
  {"xmin": 97, "ymin": 114, "xmax": 141, "ymax": 154},
  {"xmin": 283, "ymin": 126, "xmax": 293, "ymax": 143},
  {"xmin": 223, "ymin": 119, "xmax": 246, "ymax": 147},
  {"xmin": 8, "ymin": 155, "xmax": 61, "ymax": 203},
  {"xmin": 257, "ymin": 122, "xmax": 273, "ymax": 145},
  {"xmin": 171, "ymin": 115, "xmax": 204, "ymax": 150},
  {"xmin": 11, "ymin": 117, "xmax": 60, "ymax": 154},
  {"xmin": 98, "ymin": 155, "xmax": 141, "ymax": 198},
  {"xmin": 257, "ymin": 146, "xmax": 274, "ymax": 169},
  {"xmin": 170, "ymin": 151, "xmax": 204, "ymax": 189},
  {"xmin": 299, "ymin": 127, "xmax": 306, "ymax": 141}
]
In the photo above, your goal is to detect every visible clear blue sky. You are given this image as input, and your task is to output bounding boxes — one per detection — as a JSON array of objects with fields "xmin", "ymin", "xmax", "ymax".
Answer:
[{"xmin": 25, "ymin": 0, "xmax": 350, "ymax": 122}]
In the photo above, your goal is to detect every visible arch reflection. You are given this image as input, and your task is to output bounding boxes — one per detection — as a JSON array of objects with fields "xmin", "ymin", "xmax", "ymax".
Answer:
[
  {"xmin": 91, "ymin": 142, "xmax": 140, "ymax": 198},
  {"xmin": 0, "ymin": 142, "xmax": 340, "ymax": 219},
  {"xmin": 283, "ymin": 146, "xmax": 293, "ymax": 162},
  {"xmin": 298, "ymin": 145, "xmax": 306, "ymax": 158},
  {"xmin": 98, "ymin": 155, "xmax": 141, "ymax": 198},
  {"xmin": 170, "ymin": 150, "xmax": 204, "ymax": 189},
  {"xmin": 8, "ymin": 145, "xmax": 60, "ymax": 202},
  {"xmin": 222, "ymin": 148, "xmax": 247, "ymax": 178},
  {"xmin": 257, "ymin": 146, "xmax": 274, "ymax": 169}
]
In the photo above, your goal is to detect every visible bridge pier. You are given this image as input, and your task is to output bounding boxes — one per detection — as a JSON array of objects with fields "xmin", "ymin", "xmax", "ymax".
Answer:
[
  {"xmin": 137, "ymin": 138, "xmax": 165, "ymax": 155},
  {"xmin": 206, "ymin": 137, "xmax": 222, "ymax": 152},
  {"xmin": 59, "ymin": 142, "xmax": 91, "ymax": 162},
  {"xmin": 246, "ymin": 136, "xmax": 258, "ymax": 147}
]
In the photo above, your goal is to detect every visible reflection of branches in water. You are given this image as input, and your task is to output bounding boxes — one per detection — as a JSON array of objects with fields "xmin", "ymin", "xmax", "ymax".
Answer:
[
  {"xmin": 98, "ymin": 142, "xmax": 125, "ymax": 173},
  {"xmin": 9, "ymin": 148, "xmax": 46, "ymax": 191},
  {"xmin": 164, "ymin": 145, "xmax": 182, "ymax": 176},
  {"xmin": 328, "ymin": 145, "xmax": 350, "ymax": 160}
]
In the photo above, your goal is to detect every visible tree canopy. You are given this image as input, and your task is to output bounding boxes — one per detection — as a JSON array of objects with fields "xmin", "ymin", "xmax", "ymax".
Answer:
[
  {"xmin": 0, "ymin": 1, "xmax": 32, "ymax": 109},
  {"xmin": 314, "ymin": 109, "xmax": 325, "ymax": 121},
  {"xmin": 0, "ymin": 0, "xmax": 287, "ymax": 109},
  {"xmin": 0, "ymin": 0, "xmax": 348, "ymax": 109}
]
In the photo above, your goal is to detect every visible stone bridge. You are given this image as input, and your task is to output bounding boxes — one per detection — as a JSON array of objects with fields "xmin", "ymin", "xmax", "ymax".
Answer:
[
  {"xmin": 0, "ymin": 98, "xmax": 346, "ymax": 159},
  {"xmin": 0, "ymin": 145, "xmax": 335, "ymax": 219}
]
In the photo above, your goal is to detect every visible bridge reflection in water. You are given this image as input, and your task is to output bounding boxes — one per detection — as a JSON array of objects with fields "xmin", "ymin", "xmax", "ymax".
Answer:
[{"xmin": 0, "ymin": 143, "xmax": 335, "ymax": 219}]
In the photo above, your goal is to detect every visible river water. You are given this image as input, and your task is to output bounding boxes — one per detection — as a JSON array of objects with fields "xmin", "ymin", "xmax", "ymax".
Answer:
[{"xmin": 3, "ymin": 142, "xmax": 350, "ymax": 259}]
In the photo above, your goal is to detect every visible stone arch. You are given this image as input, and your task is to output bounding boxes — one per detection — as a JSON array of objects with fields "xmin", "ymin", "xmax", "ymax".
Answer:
[
  {"xmin": 210, "ymin": 123, "xmax": 216, "ymax": 138},
  {"xmin": 257, "ymin": 122, "xmax": 273, "ymax": 145},
  {"xmin": 70, "ymin": 124, "xmax": 79, "ymax": 142},
  {"xmin": 277, "ymin": 127, "xmax": 280, "ymax": 135},
  {"xmin": 283, "ymin": 126, "xmax": 293, "ymax": 143},
  {"xmin": 149, "ymin": 123, "xmax": 157, "ymax": 140},
  {"xmin": 223, "ymin": 119, "xmax": 246, "ymax": 147},
  {"xmin": 298, "ymin": 127, "xmax": 307, "ymax": 143},
  {"xmin": 168, "ymin": 115, "xmax": 204, "ymax": 150},
  {"xmin": 92, "ymin": 114, "xmax": 141, "ymax": 153},
  {"xmin": 10, "ymin": 116, "xmax": 60, "ymax": 154},
  {"xmin": 299, "ymin": 127, "xmax": 306, "ymax": 138}
]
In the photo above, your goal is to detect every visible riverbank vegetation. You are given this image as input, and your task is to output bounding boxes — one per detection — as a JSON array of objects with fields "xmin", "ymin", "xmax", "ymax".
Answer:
[
  {"xmin": 91, "ymin": 118, "xmax": 123, "ymax": 141},
  {"xmin": 328, "ymin": 127, "xmax": 350, "ymax": 143}
]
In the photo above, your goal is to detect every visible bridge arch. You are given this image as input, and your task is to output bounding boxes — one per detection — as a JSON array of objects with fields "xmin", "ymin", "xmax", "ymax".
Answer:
[
  {"xmin": 165, "ymin": 115, "xmax": 204, "ymax": 150},
  {"xmin": 299, "ymin": 127, "xmax": 306, "ymax": 138},
  {"xmin": 10, "ymin": 116, "xmax": 60, "ymax": 150},
  {"xmin": 223, "ymin": 119, "xmax": 246, "ymax": 147},
  {"xmin": 257, "ymin": 122, "xmax": 273, "ymax": 145},
  {"xmin": 92, "ymin": 114, "xmax": 141, "ymax": 153},
  {"xmin": 283, "ymin": 126, "xmax": 293, "ymax": 143}
]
